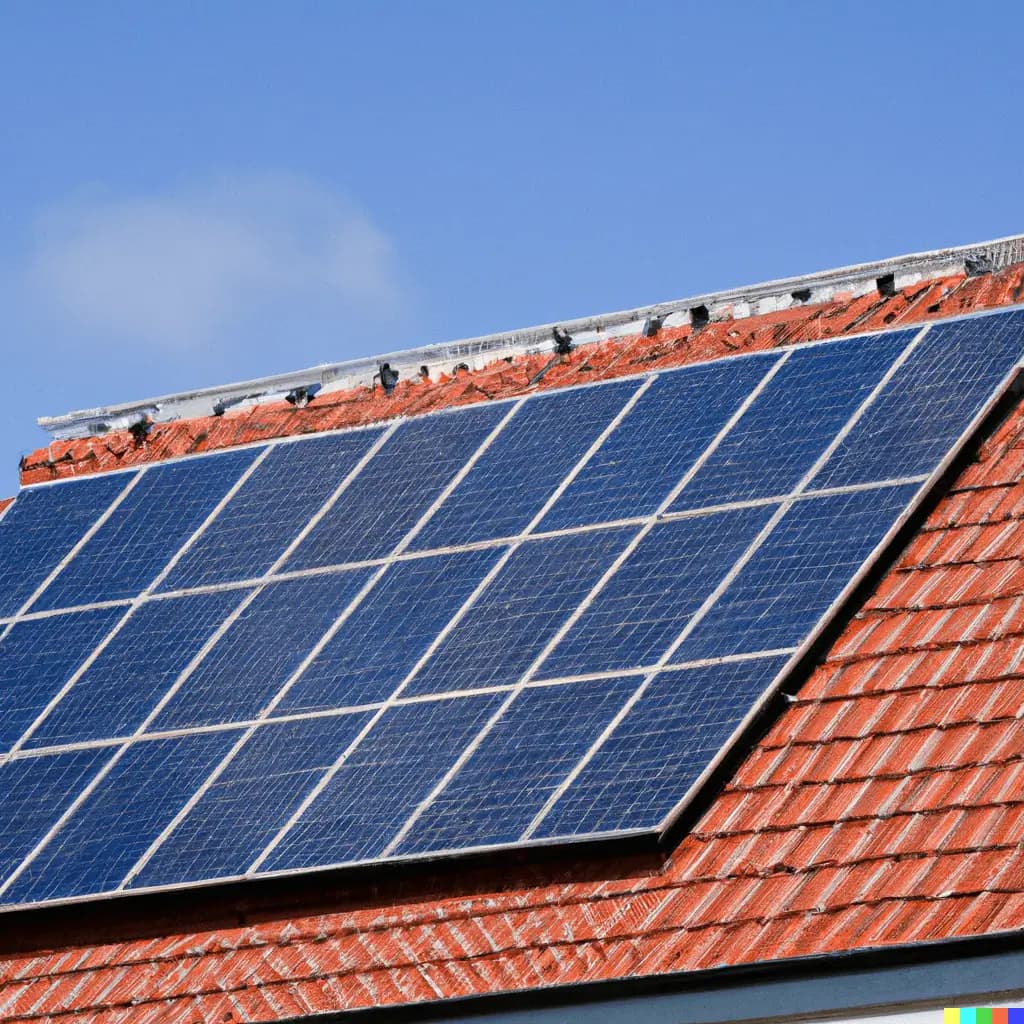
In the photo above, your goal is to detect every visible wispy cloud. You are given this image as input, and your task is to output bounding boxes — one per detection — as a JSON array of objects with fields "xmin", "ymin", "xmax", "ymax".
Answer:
[{"xmin": 27, "ymin": 174, "xmax": 408, "ymax": 354}]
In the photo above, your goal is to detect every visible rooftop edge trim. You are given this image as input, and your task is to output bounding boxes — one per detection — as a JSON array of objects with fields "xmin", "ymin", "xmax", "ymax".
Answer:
[{"xmin": 38, "ymin": 232, "xmax": 1024, "ymax": 441}]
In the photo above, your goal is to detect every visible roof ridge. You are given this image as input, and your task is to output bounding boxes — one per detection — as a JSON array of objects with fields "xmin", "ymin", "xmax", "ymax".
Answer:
[{"xmin": 37, "ymin": 233, "xmax": 1024, "ymax": 442}]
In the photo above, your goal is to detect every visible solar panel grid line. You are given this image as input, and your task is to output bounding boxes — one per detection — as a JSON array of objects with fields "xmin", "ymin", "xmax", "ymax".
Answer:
[
  {"xmin": 0, "ymin": 597, "xmax": 136, "ymax": 628},
  {"xmin": 245, "ymin": 375, "xmax": 659, "ymax": 875},
  {"xmin": 0, "ymin": 445, "xmax": 276, "ymax": 765},
  {"xmin": 0, "ymin": 643, "xmax": 804, "ymax": 767},
  {"xmin": 655, "ymin": 474, "xmax": 931, "ymax": 523},
  {"xmin": 0, "ymin": 470, "xmax": 145, "ymax": 644},
  {"xmin": 520, "ymin": 324, "xmax": 933, "ymax": 839},
  {"xmin": 122, "ymin": 397, "xmax": 532, "ymax": 886},
  {"xmin": 379, "ymin": 354, "xmax": 792, "ymax": 856}
]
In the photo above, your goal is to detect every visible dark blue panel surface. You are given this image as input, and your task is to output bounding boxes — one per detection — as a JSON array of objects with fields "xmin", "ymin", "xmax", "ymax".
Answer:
[
  {"xmin": 815, "ymin": 312, "xmax": 1024, "ymax": 488},
  {"xmin": 671, "ymin": 331, "xmax": 914, "ymax": 510},
  {"xmin": 2, "ymin": 311, "xmax": 1019, "ymax": 909},
  {"xmin": 0, "ymin": 750, "xmax": 109, "ymax": 885},
  {"xmin": 26, "ymin": 590, "xmax": 248, "ymax": 748},
  {"xmin": 397, "ymin": 677, "xmax": 636, "ymax": 853},
  {"xmin": 149, "ymin": 570, "xmax": 375, "ymax": 730},
  {"xmin": 676, "ymin": 484, "xmax": 919, "ymax": 661},
  {"xmin": 264, "ymin": 693, "xmax": 503, "ymax": 869},
  {"xmin": 0, "ymin": 474, "xmax": 132, "ymax": 619},
  {"xmin": 7, "ymin": 732, "xmax": 237, "ymax": 904},
  {"xmin": 278, "ymin": 548, "xmax": 503, "ymax": 713},
  {"xmin": 539, "ymin": 507, "xmax": 776, "ymax": 680},
  {"xmin": 406, "ymin": 527, "xmax": 639, "ymax": 696},
  {"xmin": 36, "ymin": 450, "xmax": 259, "ymax": 612},
  {"xmin": 0, "ymin": 608, "xmax": 124, "ymax": 752},
  {"xmin": 410, "ymin": 381, "xmax": 640, "ymax": 549},
  {"xmin": 537, "ymin": 355, "xmax": 777, "ymax": 531},
  {"xmin": 159, "ymin": 431, "xmax": 385, "ymax": 590},
  {"xmin": 132, "ymin": 713, "xmax": 372, "ymax": 887},
  {"xmin": 284, "ymin": 404, "xmax": 506, "ymax": 571},
  {"xmin": 535, "ymin": 656, "xmax": 789, "ymax": 837}
]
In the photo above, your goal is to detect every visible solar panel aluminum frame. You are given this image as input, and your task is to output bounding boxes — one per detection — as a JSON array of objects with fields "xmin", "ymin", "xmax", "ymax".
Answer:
[{"xmin": 0, "ymin": 304, "xmax": 1022, "ymax": 914}]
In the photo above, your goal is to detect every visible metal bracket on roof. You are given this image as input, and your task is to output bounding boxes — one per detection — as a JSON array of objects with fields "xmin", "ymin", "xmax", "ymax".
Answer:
[
  {"xmin": 285, "ymin": 384, "xmax": 322, "ymax": 408},
  {"xmin": 36, "ymin": 232, "xmax": 1024, "ymax": 442}
]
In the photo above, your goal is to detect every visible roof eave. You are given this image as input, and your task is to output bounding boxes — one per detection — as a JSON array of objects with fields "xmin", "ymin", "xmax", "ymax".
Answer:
[{"xmin": 275, "ymin": 928, "xmax": 1024, "ymax": 1024}]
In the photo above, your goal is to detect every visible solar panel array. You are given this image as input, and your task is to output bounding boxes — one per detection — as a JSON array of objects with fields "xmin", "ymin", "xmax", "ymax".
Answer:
[{"xmin": 0, "ymin": 309, "xmax": 1022, "ymax": 909}]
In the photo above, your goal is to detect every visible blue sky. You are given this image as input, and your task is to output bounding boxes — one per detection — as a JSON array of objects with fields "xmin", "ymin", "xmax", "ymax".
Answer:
[{"xmin": 1, "ymin": 1, "xmax": 1021, "ymax": 492}]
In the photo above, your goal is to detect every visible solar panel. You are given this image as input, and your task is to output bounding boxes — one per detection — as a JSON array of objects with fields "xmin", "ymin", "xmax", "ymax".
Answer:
[
  {"xmin": 410, "ymin": 378, "xmax": 643, "ymax": 549},
  {"xmin": 0, "ymin": 608, "xmax": 123, "ymax": 751},
  {"xmin": 130, "ymin": 713, "xmax": 373, "ymax": 887},
  {"xmin": 22, "ymin": 589, "xmax": 249, "ymax": 750},
  {"xmin": 0, "ymin": 307, "xmax": 1020, "ymax": 910},
  {"xmin": 0, "ymin": 471, "xmax": 132, "ymax": 619},
  {"xmin": 159, "ymin": 429, "xmax": 386, "ymax": 591},
  {"xmin": 149, "ymin": 570, "xmax": 378, "ymax": 729},
  {"xmin": 34, "ymin": 449, "xmax": 260, "ymax": 611},
  {"xmin": 669, "ymin": 330, "xmax": 915, "ymax": 510}
]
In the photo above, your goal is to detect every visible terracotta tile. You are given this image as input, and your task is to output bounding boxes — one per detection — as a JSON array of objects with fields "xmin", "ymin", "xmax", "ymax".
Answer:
[{"xmin": 990, "ymin": 891, "xmax": 1024, "ymax": 932}]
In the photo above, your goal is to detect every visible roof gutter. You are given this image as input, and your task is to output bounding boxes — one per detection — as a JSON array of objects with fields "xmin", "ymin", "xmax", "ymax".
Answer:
[
  {"xmin": 37, "ymin": 233, "xmax": 1024, "ymax": 442},
  {"xmin": 275, "ymin": 929, "xmax": 1024, "ymax": 1024}
]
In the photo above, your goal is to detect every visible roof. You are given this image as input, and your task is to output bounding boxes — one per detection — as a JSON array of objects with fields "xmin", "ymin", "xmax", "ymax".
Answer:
[{"xmin": 1, "ymin": 242, "xmax": 1024, "ymax": 1022}]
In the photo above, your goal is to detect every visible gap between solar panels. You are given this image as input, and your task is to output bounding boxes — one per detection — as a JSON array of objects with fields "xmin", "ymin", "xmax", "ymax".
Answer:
[{"xmin": 0, "ymin": 307, "xmax": 1021, "ymax": 911}]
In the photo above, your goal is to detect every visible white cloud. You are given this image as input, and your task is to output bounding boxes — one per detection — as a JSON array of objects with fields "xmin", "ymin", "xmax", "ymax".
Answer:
[{"xmin": 27, "ymin": 174, "xmax": 408, "ymax": 354}]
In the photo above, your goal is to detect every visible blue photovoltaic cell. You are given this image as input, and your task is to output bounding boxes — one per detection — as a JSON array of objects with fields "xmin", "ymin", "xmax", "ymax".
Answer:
[
  {"xmin": 535, "ymin": 656, "xmax": 789, "ymax": 837},
  {"xmin": 158, "ymin": 431, "xmax": 385, "ymax": 590},
  {"xmin": 278, "ymin": 548, "xmax": 503, "ymax": 714},
  {"xmin": 7, "ymin": 732, "xmax": 238, "ymax": 905},
  {"xmin": 814, "ymin": 312, "xmax": 1024, "ymax": 489},
  {"xmin": 284, "ymin": 404, "xmax": 507, "ymax": 571},
  {"xmin": 0, "ymin": 750, "xmax": 109, "ymax": 883},
  {"xmin": 264, "ymin": 693, "xmax": 504, "ymax": 870},
  {"xmin": 132, "ymin": 713, "xmax": 372, "ymax": 888},
  {"xmin": 537, "ymin": 354, "xmax": 777, "ymax": 531},
  {"xmin": 676, "ymin": 484, "xmax": 919, "ymax": 662},
  {"xmin": 35, "ymin": 449, "xmax": 259, "ymax": 612},
  {"xmin": 671, "ymin": 331, "xmax": 914, "ymax": 511},
  {"xmin": 406, "ymin": 527, "xmax": 639, "ymax": 696},
  {"xmin": 540, "ymin": 507, "xmax": 776, "ymax": 680},
  {"xmin": 397, "ymin": 677, "xmax": 637, "ymax": 853},
  {"xmin": 0, "ymin": 607, "xmax": 124, "ymax": 752},
  {"xmin": 148, "ymin": 570, "xmax": 376, "ymax": 730},
  {"xmin": 410, "ymin": 381, "xmax": 640, "ymax": 550},
  {"xmin": 25, "ymin": 589, "xmax": 248, "ymax": 749},
  {"xmin": 0, "ymin": 473, "xmax": 132, "ymax": 619}
]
